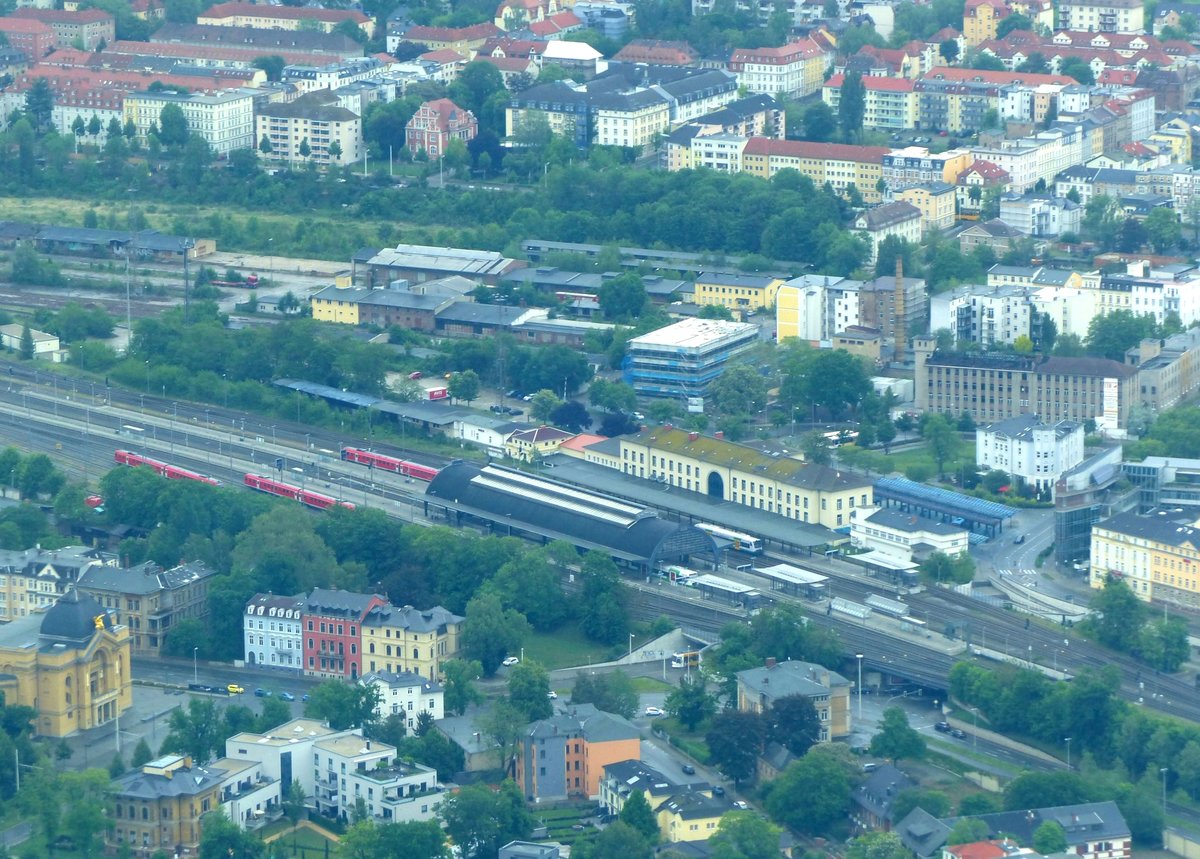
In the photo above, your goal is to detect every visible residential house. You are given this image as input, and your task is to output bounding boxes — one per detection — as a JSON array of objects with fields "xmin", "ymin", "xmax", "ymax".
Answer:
[
  {"xmin": 958, "ymin": 219, "xmax": 1025, "ymax": 253},
  {"xmin": 361, "ymin": 603, "xmax": 464, "ymax": 680},
  {"xmin": 998, "ymin": 193, "xmax": 1082, "ymax": 237},
  {"xmin": 963, "ymin": 0, "xmax": 1010, "ymax": 46},
  {"xmin": 736, "ymin": 658, "xmax": 852, "ymax": 740},
  {"xmin": 956, "ymin": 159, "xmax": 1011, "ymax": 215},
  {"xmin": 850, "ymin": 507, "xmax": 970, "ymax": 562},
  {"xmin": 506, "ymin": 425, "xmax": 576, "ymax": 461},
  {"xmin": 727, "ymin": 37, "xmax": 830, "ymax": 97},
  {"xmin": 895, "ymin": 182, "xmax": 957, "ymax": 232},
  {"xmin": 976, "ymin": 413, "xmax": 1086, "ymax": 497},
  {"xmin": 108, "ymin": 755, "xmax": 230, "ymax": 855},
  {"xmin": 362, "ymin": 670, "xmax": 445, "ymax": 729},
  {"xmin": 515, "ymin": 704, "xmax": 641, "ymax": 801},
  {"xmin": 854, "ymin": 201, "xmax": 923, "ymax": 264},
  {"xmin": 242, "ymin": 592, "xmax": 306, "ymax": 672},
  {"xmin": 302, "ymin": 588, "xmax": 388, "ymax": 680},
  {"xmin": 656, "ymin": 794, "xmax": 729, "ymax": 842},
  {"xmin": 405, "ymin": 98, "xmax": 478, "ymax": 158},
  {"xmin": 852, "ymin": 763, "xmax": 916, "ymax": 831}
]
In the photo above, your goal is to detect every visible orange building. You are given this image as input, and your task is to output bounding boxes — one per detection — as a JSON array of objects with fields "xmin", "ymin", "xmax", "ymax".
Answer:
[{"xmin": 516, "ymin": 704, "xmax": 640, "ymax": 801}]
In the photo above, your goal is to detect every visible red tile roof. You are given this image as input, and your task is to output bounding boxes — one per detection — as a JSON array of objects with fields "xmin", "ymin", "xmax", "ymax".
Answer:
[
  {"xmin": 825, "ymin": 73, "xmax": 916, "ymax": 91},
  {"xmin": 0, "ymin": 17, "xmax": 54, "ymax": 34},
  {"xmin": 920, "ymin": 66, "xmax": 1072, "ymax": 85},
  {"xmin": 12, "ymin": 8, "xmax": 112, "ymax": 23},
  {"xmin": 959, "ymin": 158, "xmax": 1010, "ymax": 182},
  {"xmin": 614, "ymin": 39, "xmax": 698, "ymax": 65},
  {"xmin": 419, "ymin": 48, "xmax": 466, "ymax": 63},
  {"xmin": 947, "ymin": 842, "xmax": 1007, "ymax": 859},
  {"xmin": 201, "ymin": 2, "xmax": 369, "ymax": 23},
  {"xmin": 743, "ymin": 137, "xmax": 889, "ymax": 162},
  {"xmin": 403, "ymin": 22, "xmax": 501, "ymax": 42},
  {"xmin": 730, "ymin": 38, "xmax": 823, "ymax": 65}
]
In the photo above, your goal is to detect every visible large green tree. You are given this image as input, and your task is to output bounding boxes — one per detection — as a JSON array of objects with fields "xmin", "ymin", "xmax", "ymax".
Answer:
[
  {"xmin": 869, "ymin": 707, "xmax": 926, "ymax": 763},
  {"xmin": 507, "ymin": 660, "xmax": 553, "ymax": 722},
  {"xmin": 665, "ymin": 675, "xmax": 716, "ymax": 731},
  {"xmin": 764, "ymin": 745, "xmax": 857, "ymax": 835},
  {"xmin": 838, "ymin": 72, "xmax": 866, "ymax": 142},
  {"xmin": 1085, "ymin": 310, "xmax": 1158, "ymax": 361},
  {"xmin": 439, "ymin": 781, "xmax": 534, "ymax": 859},
  {"xmin": 710, "ymin": 812, "xmax": 781, "ymax": 859},
  {"xmin": 706, "ymin": 710, "xmax": 767, "ymax": 784},
  {"xmin": 462, "ymin": 592, "xmax": 532, "ymax": 676},
  {"xmin": 303, "ymin": 680, "xmax": 380, "ymax": 730}
]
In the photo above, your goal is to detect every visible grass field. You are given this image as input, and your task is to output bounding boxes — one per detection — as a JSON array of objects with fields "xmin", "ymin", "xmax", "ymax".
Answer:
[
  {"xmin": 885, "ymin": 441, "xmax": 976, "ymax": 481},
  {"xmin": 523, "ymin": 629, "xmax": 614, "ymax": 671}
]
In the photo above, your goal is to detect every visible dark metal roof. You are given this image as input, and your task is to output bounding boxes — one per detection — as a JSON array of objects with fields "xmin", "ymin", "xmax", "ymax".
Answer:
[
  {"xmin": 425, "ymin": 461, "xmax": 717, "ymax": 566},
  {"xmin": 40, "ymin": 588, "xmax": 112, "ymax": 643}
]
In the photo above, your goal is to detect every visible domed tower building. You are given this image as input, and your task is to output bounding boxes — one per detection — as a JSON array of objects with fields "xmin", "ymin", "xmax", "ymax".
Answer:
[{"xmin": 0, "ymin": 587, "xmax": 132, "ymax": 737}]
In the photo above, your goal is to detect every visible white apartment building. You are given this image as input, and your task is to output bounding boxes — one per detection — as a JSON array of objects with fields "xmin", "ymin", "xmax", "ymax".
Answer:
[
  {"xmin": 849, "ymin": 507, "xmax": 969, "ymax": 562},
  {"xmin": 973, "ymin": 126, "xmax": 1085, "ymax": 194},
  {"xmin": 1029, "ymin": 285, "xmax": 1098, "ymax": 339},
  {"xmin": 226, "ymin": 719, "xmax": 443, "ymax": 825},
  {"xmin": 1057, "ymin": 0, "xmax": 1144, "ymax": 33},
  {"xmin": 124, "ymin": 89, "xmax": 255, "ymax": 155},
  {"xmin": 976, "ymin": 414, "xmax": 1085, "ymax": 497},
  {"xmin": 690, "ymin": 133, "xmax": 749, "ymax": 172},
  {"xmin": 256, "ymin": 91, "xmax": 362, "ymax": 167},
  {"xmin": 282, "ymin": 57, "xmax": 387, "ymax": 95},
  {"xmin": 593, "ymin": 95, "xmax": 671, "ymax": 149},
  {"xmin": 1079, "ymin": 261, "xmax": 1200, "ymax": 328},
  {"xmin": 998, "ymin": 193, "xmax": 1083, "ymax": 237},
  {"xmin": 854, "ymin": 201, "xmax": 922, "ymax": 265},
  {"xmin": 727, "ymin": 40, "xmax": 827, "ymax": 97},
  {"xmin": 775, "ymin": 275, "xmax": 864, "ymax": 342},
  {"xmin": 244, "ymin": 592, "xmax": 306, "ymax": 671},
  {"xmin": 362, "ymin": 671, "xmax": 445, "ymax": 730},
  {"xmin": 930, "ymin": 284, "xmax": 1033, "ymax": 349}
]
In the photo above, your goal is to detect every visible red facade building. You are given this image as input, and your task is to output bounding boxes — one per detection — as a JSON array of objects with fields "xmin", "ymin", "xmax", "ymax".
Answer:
[
  {"xmin": 405, "ymin": 98, "xmax": 478, "ymax": 159},
  {"xmin": 302, "ymin": 588, "xmax": 387, "ymax": 679}
]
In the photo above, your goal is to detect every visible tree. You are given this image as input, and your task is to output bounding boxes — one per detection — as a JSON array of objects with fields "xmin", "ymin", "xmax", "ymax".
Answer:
[
  {"xmin": 922, "ymin": 413, "xmax": 961, "ymax": 478},
  {"xmin": 706, "ymin": 710, "xmax": 767, "ymax": 784},
  {"xmin": 709, "ymin": 363, "xmax": 768, "ymax": 416},
  {"xmin": 462, "ymin": 592, "xmax": 531, "ymax": 675},
  {"xmin": 571, "ymin": 671, "xmax": 638, "ymax": 719},
  {"xmin": 198, "ymin": 810, "xmax": 264, "ymax": 859},
  {"xmin": 710, "ymin": 813, "xmax": 782, "ymax": 859},
  {"xmin": 580, "ymin": 821, "xmax": 654, "ymax": 859},
  {"xmin": 507, "ymin": 660, "xmax": 553, "ymax": 722},
  {"xmin": 1145, "ymin": 208, "xmax": 1181, "ymax": 253},
  {"xmin": 939, "ymin": 39, "xmax": 960, "ymax": 63},
  {"xmin": 996, "ymin": 11, "xmax": 1032, "ymax": 36},
  {"xmin": 767, "ymin": 694, "xmax": 822, "ymax": 757},
  {"xmin": 598, "ymin": 272, "xmax": 648, "ymax": 321},
  {"xmin": 259, "ymin": 134, "xmax": 273, "ymax": 155},
  {"xmin": 577, "ymin": 551, "xmax": 629, "ymax": 645},
  {"xmin": 298, "ymin": 137, "xmax": 311, "ymax": 160},
  {"xmin": 530, "ymin": 389, "xmax": 564, "ymax": 423},
  {"xmin": 158, "ymin": 103, "xmax": 189, "ymax": 147},
  {"xmin": 919, "ymin": 551, "xmax": 975, "ymax": 585},
  {"xmin": 839, "ymin": 72, "xmax": 866, "ymax": 142},
  {"xmin": 304, "ymin": 680, "xmax": 379, "ymax": 730},
  {"xmin": 252, "ymin": 54, "xmax": 285, "ymax": 82},
  {"xmin": 665, "ymin": 675, "xmax": 716, "ymax": 731},
  {"xmin": 130, "ymin": 737, "xmax": 153, "ymax": 768},
  {"xmin": 1033, "ymin": 821, "xmax": 1068, "ymax": 854},
  {"xmin": 328, "ymin": 140, "xmax": 343, "ymax": 162},
  {"xmin": 802, "ymin": 101, "xmax": 837, "ymax": 142},
  {"xmin": 801, "ymin": 431, "xmax": 833, "ymax": 466},
  {"xmin": 1016, "ymin": 52, "xmax": 1049, "ymax": 73},
  {"xmin": 945, "ymin": 818, "xmax": 990, "ymax": 846},
  {"xmin": 550, "ymin": 400, "xmax": 591, "ymax": 432},
  {"xmin": 764, "ymin": 745, "xmax": 856, "ymax": 835},
  {"xmin": 72, "ymin": 115, "xmax": 86, "ymax": 138},
  {"xmin": 589, "ymin": 378, "xmax": 638, "ymax": 414},
  {"xmin": 1085, "ymin": 574, "xmax": 1148, "ymax": 654},
  {"xmin": 619, "ymin": 790, "xmax": 660, "ymax": 842},
  {"xmin": 847, "ymin": 832, "xmax": 912, "ymax": 859},
  {"xmin": 1060, "ymin": 56, "xmax": 1095, "ymax": 85},
  {"xmin": 160, "ymin": 697, "xmax": 222, "ymax": 762},
  {"xmin": 439, "ymin": 781, "xmax": 534, "ymax": 859},
  {"xmin": 18, "ymin": 324, "xmax": 33, "ymax": 360},
  {"xmin": 970, "ymin": 51, "xmax": 1006, "ymax": 70},
  {"xmin": 890, "ymin": 789, "xmax": 951, "ymax": 823},
  {"xmin": 24, "ymin": 78, "xmax": 53, "ymax": 133},
  {"xmin": 448, "ymin": 370, "xmax": 481, "ymax": 404},
  {"xmin": 869, "ymin": 707, "xmax": 926, "ymax": 762}
]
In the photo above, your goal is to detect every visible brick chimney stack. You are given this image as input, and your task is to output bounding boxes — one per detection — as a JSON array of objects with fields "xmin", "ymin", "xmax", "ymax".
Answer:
[{"xmin": 894, "ymin": 253, "xmax": 906, "ymax": 360}]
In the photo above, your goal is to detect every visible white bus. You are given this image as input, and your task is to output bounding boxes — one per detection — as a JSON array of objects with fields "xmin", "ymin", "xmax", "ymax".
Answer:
[
  {"xmin": 119, "ymin": 424, "xmax": 145, "ymax": 437},
  {"xmin": 671, "ymin": 650, "xmax": 701, "ymax": 669},
  {"xmin": 694, "ymin": 522, "xmax": 763, "ymax": 554}
]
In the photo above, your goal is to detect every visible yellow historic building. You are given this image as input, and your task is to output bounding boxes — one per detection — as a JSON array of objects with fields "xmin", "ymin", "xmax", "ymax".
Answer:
[
  {"xmin": 618, "ymin": 427, "xmax": 875, "ymax": 529},
  {"xmin": 361, "ymin": 603, "xmax": 464, "ymax": 680},
  {"xmin": 0, "ymin": 588, "xmax": 132, "ymax": 738},
  {"xmin": 109, "ymin": 754, "xmax": 226, "ymax": 854},
  {"xmin": 1090, "ymin": 510, "xmax": 1200, "ymax": 609},
  {"xmin": 692, "ymin": 273, "xmax": 784, "ymax": 314}
]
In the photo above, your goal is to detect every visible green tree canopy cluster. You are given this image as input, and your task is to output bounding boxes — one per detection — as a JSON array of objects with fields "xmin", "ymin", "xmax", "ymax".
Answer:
[{"xmin": 1081, "ymin": 576, "xmax": 1189, "ymax": 671}]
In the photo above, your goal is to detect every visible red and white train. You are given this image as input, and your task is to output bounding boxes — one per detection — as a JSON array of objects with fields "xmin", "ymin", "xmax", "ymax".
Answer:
[
  {"xmin": 114, "ymin": 450, "xmax": 221, "ymax": 486},
  {"xmin": 340, "ymin": 447, "xmax": 440, "ymax": 481},
  {"xmin": 243, "ymin": 473, "xmax": 356, "ymax": 511}
]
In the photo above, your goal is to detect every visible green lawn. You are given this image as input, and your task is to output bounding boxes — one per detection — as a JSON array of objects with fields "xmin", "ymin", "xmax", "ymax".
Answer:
[
  {"xmin": 630, "ymin": 676, "xmax": 674, "ymax": 693},
  {"xmin": 523, "ymin": 629, "xmax": 613, "ymax": 670},
  {"xmin": 885, "ymin": 441, "xmax": 976, "ymax": 481}
]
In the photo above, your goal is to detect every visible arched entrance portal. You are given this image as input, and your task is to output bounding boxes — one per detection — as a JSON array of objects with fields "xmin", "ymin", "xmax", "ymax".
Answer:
[{"xmin": 707, "ymin": 472, "xmax": 724, "ymax": 499}]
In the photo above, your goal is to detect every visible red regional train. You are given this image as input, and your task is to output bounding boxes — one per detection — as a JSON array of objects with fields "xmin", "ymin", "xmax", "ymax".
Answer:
[
  {"xmin": 114, "ymin": 450, "xmax": 221, "ymax": 486},
  {"xmin": 339, "ymin": 447, "xmax": 440, "ymax": 481},
  {"xmin": 243, "ymin": 473, "xmax": 356, "ymax": 511}
]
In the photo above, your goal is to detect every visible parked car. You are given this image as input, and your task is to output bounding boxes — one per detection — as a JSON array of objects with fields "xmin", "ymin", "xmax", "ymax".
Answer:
[
  {"xmin": 862, "ymin": 762, "xmax": 879, "ymax": 772},
  {"xmin": 489, "ymin": 405, "xmax": 506, "ymax": 413},
  {"xmin": 681, "ymin": 764, "xmax": 696, "ymax": 775},
  {"xmin": 644, "ymin": 706, "xmax": 665, "ymax": 717},
  {"xmin": 548, "ymin": 691, "xmax": 558, "ymax": 699},
  {"xmin": 934, "ymin": 721, "xmax": 951, "ymax": 733},
  {"xmin": 254, "ymin": 688, "xmax": 271, "ymax": 697},
  {"xmin": 502, "ymin": 656, "xmax": 520, "ymax": 666},
  {"xmin": 950, "ymin": 728, "xmax": 967, "ymax": 739},
  {"xmin": 712, "ymin": 786, "xmax": 725, "ymax": 796},
  {"xmin": 279, "ymin": 691, "xmax": 295, "ymax": 702},
  {"xmin": 227, "ymin": 684, "xmax": 245, "ymax": 695},
  {"xmin": 301, "ymin": 694, "xmax": 310, "ymax": 703},
  {"xmin": 733, "ymin": 800, "xmax": 749, "ymax": 810},
  {"xmin": 1014, "ymin": 534, "xmax": 1026, "ymax": 544}
]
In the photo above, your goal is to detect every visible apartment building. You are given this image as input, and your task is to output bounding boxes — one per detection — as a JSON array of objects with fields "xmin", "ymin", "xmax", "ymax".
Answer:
[
  {"xmin": 0, "ymin": 545, "xmax": 106, "ymax": 621},
  {"xmin": 199, "ymin": 1, "xmax": 375, "ymax": 38},
  {"xmin": 516, "ymin": 704, "xmax": 641, "ymax": 801},
  {"xmin": 823, "ymin": 75, "xmax": 919, "ymax": 130},
  {"xmin": 302, "ymin": 588, "xmax": 388, "ymax": 680},
  {"xmin": 618, "ymin": 427, "xmax": 875, "ymax": 529},
  {"xmin": 913, "ymin": 336, "xmax": 1139, "ymax": 430},
  {"xmin": 895, "ymin": 182, "xmax": 957, "ymax": 232},
  {"xmin": 1057, "ymin": 0, "xmax": 1144, "ymax": 32},
  {"xmin": 861, "ymin": 274, "xmax": 929, "ymax": 345},
  {"xmin": 76, "ymin": 560, "xmax": 215, "ymax": 656},
  {"xmin": 1126, "ymin": 329, "xmax": 1200, "ymax": 412},
  {"xmin": 682, "ymin": 132, "xmax": 749, "ymax": 172},
  {"xmin": 282, "ymin": 57, "xmax": 388, "ymax": 95},
  {"xmin": 929, "ymin": 284, "xmax": 1033, "ymax": 349},
  {"xmin": 592, "ymin": 90, "xmax": 671, "ymax": 149},
  {"xmin": 11, "ymin": 8, "xmax": 114, "ymax": 49},
  {"xmin": 1091, "ymin": 509, "xmax": 1200, "ymax": 607},
  {"xmin": 256, "ymin": 90, "xmax": 361, "ymax": 167},
  {"xmin": 125, "ymin": 89, "xmax": 254, "ymax": 155},
  {"xmin": 998, "ymin": 193, "xmax": 1082, "ymax": 236},
  {"xmin": 957, "ymin": 160, "xmax": 1011, "ymax": 215},
  {"xmin": 775, "ymin": 274, "xmax": 866, "ymax": 342},
  {"xmin": 727, "ymin": 38, "xmax": 830, "ymax": 97},
  {"xmin": 736, "ymin": 659, "xmax": 851, "ymax": 741},
  {"xmin": 623, "ymin": 319, "xmax": 759, "ymax": 398},
  {"xmin": 976, "ymin": 414, "xmax": 1085, "ymax": 497},
  {"xmin": 363, "ymin": 670, "xmax": 445, "ymax": 727},
  {"xmin": 0, "ymin": 17, "xmax": 55, "ymax": 59},
  {"xmin": 108, "ymin": 756, "xmax": 229, "ymax": 855},
  {"xmin": 882, "ymin": 146, "xmax": 973, "ymax": 186},
  {"xmin": 361, "ymin": 603, "xmax": 463, "ymax": 680},
  {"xmin": 1080, "ymin": 261, "xmax": 1200, "ymax": 328},
  {"xmin": 963, "ymin": 0, "xmax": 1011, "ymax": 46},
  {"xmin": 741, "ymin": 139, "xmax": 889, "ymax": 202},
  {"xmin": 854, "ymin": 201, "xmax": 923, "ymax": 264},
  {"xmin": 243, "ymin": 592, "xmax": 306, "ymax": 672}
]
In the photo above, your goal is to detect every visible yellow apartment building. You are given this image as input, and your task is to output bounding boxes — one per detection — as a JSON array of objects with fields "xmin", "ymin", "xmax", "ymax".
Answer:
[
  {"xmin": 360, "ymin": 603, "xmax": 463, "ymax": 679},
  {"xmin": 692, "ymin": 272, "xmax": 784, "ymax": 313},
  {"xmin": 736, "ymin": 658, "xmax": 852, "ymax": 740},
  {"xmin": 1090, "ymin": 510, "xmax": 1200, "ymax": 609},
  {"xmin": 742, "ymin": 139, "xmax": 889, "ymax": 202},
  {"xmin": 896, "ymin": 182, "xmax": 958, "ymax": 232},
  {"xmin": 108, "ymin": 755, "xmax": 226, "ymax": 854}
]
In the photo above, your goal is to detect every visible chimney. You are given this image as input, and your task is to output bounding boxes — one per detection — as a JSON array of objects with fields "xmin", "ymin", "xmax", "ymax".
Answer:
[
  {"xmin": 688, "ymin": 431, "xmax": 699, "ymax": 441},
  {"xmin": 714, "ymin": 431, "xmax": 724, "ymax": 440},
  {"xmin": 765, "ymin": 657, "xmax": 776, "ymax": 669},
  {"xmin": 894, "ymin": 254, "xmax": 906, "ymax": 359}
]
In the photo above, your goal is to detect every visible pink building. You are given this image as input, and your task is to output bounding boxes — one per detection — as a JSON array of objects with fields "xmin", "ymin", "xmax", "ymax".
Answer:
[{"xmin": 405, "ymin": 98, "xmax": 478, "ymax": 159}]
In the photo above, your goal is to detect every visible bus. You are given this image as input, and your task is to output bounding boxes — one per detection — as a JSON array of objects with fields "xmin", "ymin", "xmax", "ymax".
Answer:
[
  {"xmin": 694, "ymin": 522, "xmax": 763, "ymax": 554},
  {"xmin": 671, "ymin": 651, "xmax": 701, "ymax": 669},
  {"xmin": 119, "ymin": 425, "xmax": 145, "ymax": 437},
  {"xmin": 822, "ymin": 430, "xmax": 859, "ymax": 448}
]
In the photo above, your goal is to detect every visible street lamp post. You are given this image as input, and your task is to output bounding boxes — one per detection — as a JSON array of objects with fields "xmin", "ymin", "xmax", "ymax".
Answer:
[
  {"xmin": 855, "ymin": 653, "xmax": 864, "ymax": 720},
  {"xmin": 1065, "ymin": 737, "xmax": 1072, "ymax": 770},
  {"xmin": 1162, "ymin": 767, "xmax": 1170, "ymax": 820},
  {"xmin": 629, "ymin": 633, "xmax": 635, "ymax": 658},
  {"xmin": 193, "ymin": 646, "xmax": 199, "ymax": 684},
  {"xmin": 970, "ymin": 706, "xmax": 978, "ymax": 750}
]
